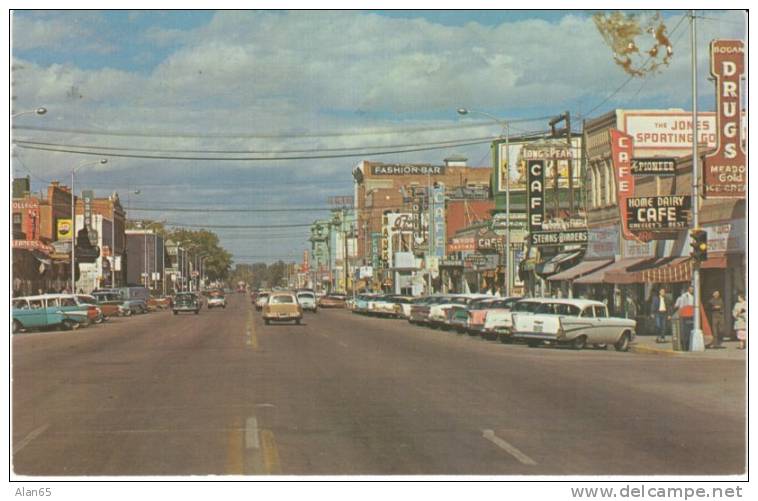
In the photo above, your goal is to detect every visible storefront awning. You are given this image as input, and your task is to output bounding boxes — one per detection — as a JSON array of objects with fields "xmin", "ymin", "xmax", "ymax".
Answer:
[
  {"xmin": 548, "ymin": 259, "xmax": 613, "ymax": 282},
  {"xmin": 573, "ymin": 257, "xmax": 652, "ymax": 285},
  {"xmin": 617, "ymin": 256, "xmax": 693, "ymax": 284},
  {"xmin": 536, "ymin": 251, "xmax": 583, "ymax": 277}
]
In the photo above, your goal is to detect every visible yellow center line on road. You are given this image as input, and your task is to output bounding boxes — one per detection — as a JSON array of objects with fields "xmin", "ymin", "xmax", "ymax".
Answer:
[
  {"xmin": 226, "ymin": 416, "xmax": 244, "ymax": 474},
  {"xmin": 246, "ymin": 308, "xmax": 258, "ymax": 350},
  {"xmin": 260, "ymin": 429, "xmax": 282, "ymax": 474}
]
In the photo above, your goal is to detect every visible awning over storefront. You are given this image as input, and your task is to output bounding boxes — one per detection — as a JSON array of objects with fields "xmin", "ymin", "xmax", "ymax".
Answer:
[
  {"xmin": 548, "ymin": 258, "xmax": 613, "ymax": 282},
  {"xmin": 573, "ymin": 257, "xmax": 652, "ymax": 285},
  {"xmin": 618, "ymin": 256, "xmax": 693, "ymax": 284},
  {"xmin": 536, "ymin": 251, "xmax": 583, "ymax": 277}
]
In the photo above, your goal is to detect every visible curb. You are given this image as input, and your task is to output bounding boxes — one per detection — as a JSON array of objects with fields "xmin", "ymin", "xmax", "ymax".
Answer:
[{"xmin": 629, "ymin": 343, "xmax": 679, "ymax": 356}]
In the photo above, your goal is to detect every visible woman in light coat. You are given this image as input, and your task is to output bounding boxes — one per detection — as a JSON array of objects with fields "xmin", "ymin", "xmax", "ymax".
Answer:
[{"xmin": 733, "ymin": 293, "xmax": 746, "ymax": 350}]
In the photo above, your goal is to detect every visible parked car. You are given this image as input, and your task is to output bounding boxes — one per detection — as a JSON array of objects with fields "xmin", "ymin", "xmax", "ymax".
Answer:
[
  {"xmin": 296, "ymin": 291, "xmax": 318, "ymax": 312},
  {"xmin": 464, "ymin": 297, "xmax": 501, "ymax": 336},
  {"xmin": 483, "ymin": 297, "xmax": 543, "ymax": 342},
  {"xmin": 367, "ymin": 295, "xmax": 404, "ymax": 318},
  {"xmin": 511, "ymin": 298, "xmax": 636, "ymax": 351},
  {"xmin": 90, "ymin": 292, "xmax": 130, "ymax": 318},
  {"xmin": 255, "ymin": 292, "xmax": 270, "ymax": 311},
  {"xmin": 263, "ymin": 292, "xmax": 303, "ymax": 325},
  {"xmin": 12, "ymin": 294, "xmax": 91, "ymax": 333},
  {"xmin": 94, "ymin": 288, "xmax": 148, "ymax": 314},
  {"xmin": 207, "ymin": 292, "xmax": 227, "ymax": 309},
  {"xmin": 75, "ymin": 295, "xmax": 106, "ymax": 324},
  {"xmin": 147, "ymin": 296, "xmax": 172, "ymax": 311},
  {"xmin": 353, "ymin": 293, "xmax": 380, "ymax": 314},
  {"xmin": 172, "ymin": 292, "xmax": 201, "ymax": 315},
  {"xmin": 408, "ymin": 296, "xmax": 443, "ymax": 325},
  {"xmin": 92, "ymin": 290, "xmax": 139, "ymax": 316},
  {"xmin": 429, "ymin": 295, "xmax": 489, "ymax": 330},
  {"xmin": 392, "ymin": 296, "xmax": 415, "ymax": 319},
  {"xmin": 319, "ymin": 294, "xmax": 347, "ymax": 308}
]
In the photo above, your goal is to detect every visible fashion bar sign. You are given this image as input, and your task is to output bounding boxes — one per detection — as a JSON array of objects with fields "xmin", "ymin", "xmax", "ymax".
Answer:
[
  {"xmin": 626, "ymin": 195, "xmax": 691, "ymax": 232},
  {"xmin": 610, "ymin": 129, "xmax": 636, "ymax": 240},
  {"xmin": 527, "ymin": 159, "xmax": 544, "ymax": 234},
  {"xmin": 371, "ymin": 165, "xmax": 445, "ymax": 176},
  {"xmin": 704, "ymin": 39, "xmax": 745, "ymax": 198},
  {"xmin": 530, "ymin": 230, "xmax": 588, "ymax": 247}
]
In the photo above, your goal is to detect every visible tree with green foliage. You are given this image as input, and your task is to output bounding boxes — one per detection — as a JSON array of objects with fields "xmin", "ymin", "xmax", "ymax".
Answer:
[{"xmin": 168, "ymin": 228, "xmax": 233, "ymax": 281}]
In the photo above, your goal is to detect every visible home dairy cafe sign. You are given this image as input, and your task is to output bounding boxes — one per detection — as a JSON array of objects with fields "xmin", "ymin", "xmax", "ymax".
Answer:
[{"xmin": 626, "ymin": 195, "xmax": 691, "ymax": 231}]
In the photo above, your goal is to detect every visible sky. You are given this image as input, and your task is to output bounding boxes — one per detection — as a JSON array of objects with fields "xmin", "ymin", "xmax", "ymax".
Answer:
[{"xmin": 9, "ymin": 9, "xmax": 746, "ymax": 265}]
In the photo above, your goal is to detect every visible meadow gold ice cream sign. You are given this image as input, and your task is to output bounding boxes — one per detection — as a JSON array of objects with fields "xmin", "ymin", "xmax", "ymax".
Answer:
[{"xmin": 704, "ymin": 39, "xmax": 745, "ymax": 198}]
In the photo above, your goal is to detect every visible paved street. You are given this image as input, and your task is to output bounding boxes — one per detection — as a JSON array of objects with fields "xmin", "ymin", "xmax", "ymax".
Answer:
[{"xmin": 13, "ymin": 294, "xmax": 745, "ymax": 476}]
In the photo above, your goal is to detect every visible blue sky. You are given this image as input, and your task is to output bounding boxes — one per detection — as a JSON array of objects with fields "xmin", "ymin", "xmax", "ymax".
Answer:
[{"xmin": 10, "ymin": 9, "xmax": 746, "ymax": 263}]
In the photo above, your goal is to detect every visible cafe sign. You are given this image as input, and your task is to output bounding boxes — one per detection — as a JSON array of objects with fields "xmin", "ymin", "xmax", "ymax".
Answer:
[
  {"xmin": 527, "ymin": 159, "xmax": 545, "ymax": 233},
  {"xmin": 704, "ymin": 39, "xmax": 746, "ymax": 198},
  {"xmin": 626, "ymin": 195, "xmax": 691, "ymax": 233},
  {"xmin": 610, "ymin": 129, "xmax": 636, "ymax": 240}
]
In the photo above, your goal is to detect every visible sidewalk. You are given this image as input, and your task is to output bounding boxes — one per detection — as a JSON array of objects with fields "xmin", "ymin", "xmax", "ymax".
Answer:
[{"xmin": 630, "ymin": 334, "xmax": 747, "ymax": 360}]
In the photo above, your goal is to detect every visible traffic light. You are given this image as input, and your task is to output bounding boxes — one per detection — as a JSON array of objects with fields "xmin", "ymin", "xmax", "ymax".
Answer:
[{"xmin": 690, "ymin": 229, "xmax": 708, "ymax": 262}]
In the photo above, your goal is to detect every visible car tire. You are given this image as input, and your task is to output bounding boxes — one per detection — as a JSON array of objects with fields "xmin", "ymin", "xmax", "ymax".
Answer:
[
  {"xmin": 527, "ymin": 340, "xmax": 540, "ymax": 348},
  {"xmin": 194, "ymin": 310, "xmax": 199, "ymax": 315},
  {"xmin": 265, "ymin": 319, "xmax": 270, "ymax": 325},
  {"xmin": 572, "ymin": 335, "xmax": 588, "ymax": 350},
  {"xmin": 615, "ymin": 332, "xmax": 631, "ymax": 352},
  {"xmin": 296, "ymin": 318, "xmax": 301, "ymax": 325},
  {"xmin": 173, "ymin": 311, "xmax": 178, "ymax": 315},
  {"xmin": 124, "ymin": 309, "xmax": 133, "ymax": 317},
  {"xmin": 62, "ymin": 319, "xmax": 79, "ymax": 331},
  {"xmin": 13, "ymin": 320, "xmax": 22, "ymax": 334},
  {"xmin": 94, "ymin": 316, "xmax": 104, "ymax": 324}
]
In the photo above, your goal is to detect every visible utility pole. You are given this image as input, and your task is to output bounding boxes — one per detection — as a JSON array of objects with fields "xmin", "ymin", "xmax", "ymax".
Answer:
[
  {"xmin": 565, "ymin": 111, "xmax": 573, "ymax": 215},
  {"xmin": 690, "ymin": 10, "xmax": 704, "ymax": 352}
]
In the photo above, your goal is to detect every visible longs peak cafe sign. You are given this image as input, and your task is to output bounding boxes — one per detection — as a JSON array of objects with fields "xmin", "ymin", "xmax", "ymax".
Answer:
[{"xmin": 704, "ymin": 39, "xmax": 745, "ymax": 198}]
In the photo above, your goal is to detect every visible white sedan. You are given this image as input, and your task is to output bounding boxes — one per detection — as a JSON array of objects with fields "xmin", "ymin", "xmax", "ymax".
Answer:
[{"xmin": 511, "ymin": 299, "xmax": 636, "ymax": 351}]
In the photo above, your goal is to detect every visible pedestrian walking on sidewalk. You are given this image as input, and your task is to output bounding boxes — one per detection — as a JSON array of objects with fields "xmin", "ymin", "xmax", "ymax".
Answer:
[
  {"xmin": 674, "ymin": 286, "xmax": 695, "ymax": 351},
  {"xmin": 733, "ymin": 293, "xmax": 746, "ymax": 350},
  {"xmin": 707, "ymin": 290, "xmax": 726, "ymax": 349},
  {"xmin": 651, "ymin": 288, "xmax": 672, "ymax": 343}
]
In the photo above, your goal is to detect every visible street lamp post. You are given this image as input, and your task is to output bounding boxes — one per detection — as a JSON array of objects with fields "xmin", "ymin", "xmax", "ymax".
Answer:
[
  {"xmin": 457, "ymin": 108, "xmax": 510, "ymax": 296},
  {"xmin": 71, "ymin": 158, "xmax": 108, "ymax": 292}
]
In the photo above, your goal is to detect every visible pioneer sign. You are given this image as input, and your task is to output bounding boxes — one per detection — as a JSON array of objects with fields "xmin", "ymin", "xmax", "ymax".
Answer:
[
  {"xmin": 631, "ymin": 158, "xmax": 676, "ymax": 176},
  {"xmin": 704, "ymin": 39, "xmax": 746, "ymax": 198},
  {"xmin": 626, "ymin": 195, "xmax": 691, "ymax": 232}
]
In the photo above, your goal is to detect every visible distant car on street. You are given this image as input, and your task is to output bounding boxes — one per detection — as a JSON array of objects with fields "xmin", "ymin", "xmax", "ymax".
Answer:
[
  {"xmin": 263, "ymin": 292, "xmax": 303, "ymax": 325},
  {"xmin": 172, "ymin": 292, "xmax": 201, "ymax": 315},
  {"xmin": 255, "ymin": 291, "xmax": 270, "ymax": 311},
  {"xmin": 318, "ymin": 294, "xmax": 346, "ymax": 308},
  {"xmin": 296, "ymin": 291, "xmax": 318, "ymax": 312},
  {"xmin": 207, "ymin": 291, "xmax": 227, "ymax": 309}
]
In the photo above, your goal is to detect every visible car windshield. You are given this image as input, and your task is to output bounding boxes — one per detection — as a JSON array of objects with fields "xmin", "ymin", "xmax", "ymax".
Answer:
[
  {"xmin": 271, "ymin": 295, "xmax": 295, "ymax": 304},
  {"xmin": 298, "ymin": 293, "xmax": 315, "ymax": 300},
  {"xmin": 176, "ymin": 294, "xmax": 195, "ymax": 301},
  {"xmin": 77, "ymin": 295, "xmax": 97, "ymax": 305}
]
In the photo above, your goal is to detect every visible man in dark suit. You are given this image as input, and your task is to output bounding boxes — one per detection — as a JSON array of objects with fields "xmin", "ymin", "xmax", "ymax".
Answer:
[{"xmin": 651, "ymin": 287, "xmax": 673, "ymax": 343}]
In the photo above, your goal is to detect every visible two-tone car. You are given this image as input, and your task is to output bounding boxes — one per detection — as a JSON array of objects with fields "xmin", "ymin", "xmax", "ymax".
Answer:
[
  {"xmin": 172, "ymin": 292, "xmax": 201, "ymax": 315},
  {"xmin": 12, "ymin": 294, "xmax": 93, "ymax": 333},
  {"xmin": 511, "ymin": 298, "xmax": 636, "ymax": 351},
  {"xmin": 91, "ymin": 291, "xmax": 132, "ymax": 317},
  {"xmin": 482, "ymin": 297, "xmax": 542, "ymax": 342},
  {"xmin": 317, "ymin": 294, "xmax": 346, "ymax": 308},
  {"xmin": 263, "ymin": 292, "xmax": 303, "ymax": 325},
  {"xmin": 255, "ymin": 291, "xmax": 270, "ymax": 311}
]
